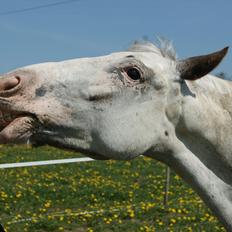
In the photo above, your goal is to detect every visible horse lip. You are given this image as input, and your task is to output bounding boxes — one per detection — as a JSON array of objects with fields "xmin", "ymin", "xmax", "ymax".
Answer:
[
  {"xmin": 0, "ymin": 111, "xmax": 18, "ymax": 130},
  {"xmin": 0, "ymin": 115, "xmax": 35, "ymax": 144},
  {"xmin": 0, "ymin": 109, "xmax": 37, "ymax": 135}
]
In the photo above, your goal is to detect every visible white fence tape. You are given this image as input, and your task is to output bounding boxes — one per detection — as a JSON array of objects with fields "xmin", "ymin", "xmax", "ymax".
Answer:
[
  {"xmin": 0, "ymin": 157, "xmax": 94, "ymax": 169},
  {"xmin": 7, "ymin": 207, "xmax": 121, "ymax": 224}
]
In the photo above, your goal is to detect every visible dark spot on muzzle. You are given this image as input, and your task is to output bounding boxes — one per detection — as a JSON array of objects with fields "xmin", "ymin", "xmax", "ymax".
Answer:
[{"xmin": 35, "ymin": 86, "xmax": 47, "ymax": 97}]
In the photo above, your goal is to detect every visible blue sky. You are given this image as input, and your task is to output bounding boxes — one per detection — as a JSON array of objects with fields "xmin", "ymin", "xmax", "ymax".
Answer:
[{"xmin": 0, "ymin": 0, "xmax": 232, "ymax": 76}]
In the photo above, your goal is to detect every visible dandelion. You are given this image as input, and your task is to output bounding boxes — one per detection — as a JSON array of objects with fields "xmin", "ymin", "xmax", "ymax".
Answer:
[
  {"xmin": 170, "ymin": 218, "xmax": 176, "ymax": 224},
  {"xmin": 158, "ymin": 221, "xmax": 164, "ymax": 226},
  {"xmin": 127, "ymin": 208, "xmax": 135, "ymax": 218},
  {"xmin": 44, "ymin": 201, "xmax": 51, "ymax": 208}
]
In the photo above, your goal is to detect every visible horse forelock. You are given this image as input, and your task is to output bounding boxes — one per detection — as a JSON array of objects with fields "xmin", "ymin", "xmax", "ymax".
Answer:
[{"xmin": 128, "ymin": 38, "xmax": 177, "ymax": 61}]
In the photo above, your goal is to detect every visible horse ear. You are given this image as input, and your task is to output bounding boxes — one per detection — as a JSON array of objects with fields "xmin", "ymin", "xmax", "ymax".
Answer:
[{"xmin": 177, "ymin": 47, "xmax": 229, "ymax": 80}]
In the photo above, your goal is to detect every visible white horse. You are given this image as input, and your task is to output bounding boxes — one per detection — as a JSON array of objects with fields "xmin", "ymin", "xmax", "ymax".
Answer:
[{"xmin": 0, "ymin": 41, "xmax": 231, "ymax": 230}]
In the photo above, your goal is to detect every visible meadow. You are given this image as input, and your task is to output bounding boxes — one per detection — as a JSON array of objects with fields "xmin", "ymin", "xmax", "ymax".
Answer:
[{"xmin": 0, "ymin": 145, "xmax": 225, "ymax": 232}]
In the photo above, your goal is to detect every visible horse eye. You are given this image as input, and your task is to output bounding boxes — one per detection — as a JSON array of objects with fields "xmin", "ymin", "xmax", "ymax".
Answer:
[{"xmin": 126, "ymin": 68, "xmax": 141, "ymax": 81}]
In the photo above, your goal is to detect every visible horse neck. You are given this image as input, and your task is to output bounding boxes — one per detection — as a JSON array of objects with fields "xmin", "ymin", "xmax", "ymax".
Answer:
[
  {"xmin": 166, "ymin": 140, "xmax": 232, "ymax": 231},
  {"xmin": 177, "ymin": 75, "xmax": 232, "ymax": 183},
  {"xmin": 165, "ymin": 76, "xmax": 232, "ymax": 230}
]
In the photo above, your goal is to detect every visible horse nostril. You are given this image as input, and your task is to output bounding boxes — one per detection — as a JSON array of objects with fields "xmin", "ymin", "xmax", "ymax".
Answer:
[{"xmin": 0, "ymin": 76, "xmax": 20, "ymax": 92}]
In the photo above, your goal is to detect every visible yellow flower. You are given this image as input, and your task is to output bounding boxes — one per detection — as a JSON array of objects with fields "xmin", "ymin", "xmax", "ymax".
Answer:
[
  {"xmin": 127, "ymin": 209, "xmax": 135, "ymax": 218},
  {"xmin": 44, "ymin": 201, "xmax": 51, "ymax": 208},
  {"xmin": 158, "ymin": 221, "xmax": 164, "ymax": 226},
  {"xmin": 170, "ymin": 218, "xmax": 176, "ymax": 224},
  {"xmin": 16, "ymin": 192, "xmax": 22, "ymax": 198}
]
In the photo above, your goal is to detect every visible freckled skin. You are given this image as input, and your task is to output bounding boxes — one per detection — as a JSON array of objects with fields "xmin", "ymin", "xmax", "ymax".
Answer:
[{"xmin": 0, "ymin": 43, "xmax": 231, "ymax": 230}]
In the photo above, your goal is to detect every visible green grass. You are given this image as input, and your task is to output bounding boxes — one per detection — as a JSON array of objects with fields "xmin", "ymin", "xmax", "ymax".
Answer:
[{"xmin": 0, "ymin": 145, "xmax": 225, "ymax": 232}]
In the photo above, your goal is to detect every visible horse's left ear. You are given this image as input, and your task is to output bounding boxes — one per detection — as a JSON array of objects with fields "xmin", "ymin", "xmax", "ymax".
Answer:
[{"xmin": 177, "ymin": 47, "xmax": 229, "ymax": 80}]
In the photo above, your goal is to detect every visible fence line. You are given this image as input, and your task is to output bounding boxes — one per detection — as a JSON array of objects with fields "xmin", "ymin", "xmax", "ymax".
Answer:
[
  {"xmin": 2, "ymin": 202, "xmax": 153, "ymax": 225},
  {"xmin": 6, "ymin": 207, "xmax": 121, "ymax": 225},
  {"xmin": 0, "ymin": 157, "xmax": 94, "ymax": 169},
  {"xmin": 2, "ymin": 201, "xmax": 207, "ymax": 228}
]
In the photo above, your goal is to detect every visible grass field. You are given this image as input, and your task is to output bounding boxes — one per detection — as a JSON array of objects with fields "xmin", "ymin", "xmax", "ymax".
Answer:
[{"xmin": 0, "ymin": 145, "xmax": 225, "ymax": 232}]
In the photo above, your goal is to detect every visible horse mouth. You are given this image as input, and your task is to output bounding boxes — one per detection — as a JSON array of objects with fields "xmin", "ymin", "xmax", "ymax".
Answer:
[
  {"xmin": 0, "ymin": 110, "xmax": 35, "ymax": 144},
  {"xmin": 0, "ymin": 110, "xmax": 17, "ymax": 129}
]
